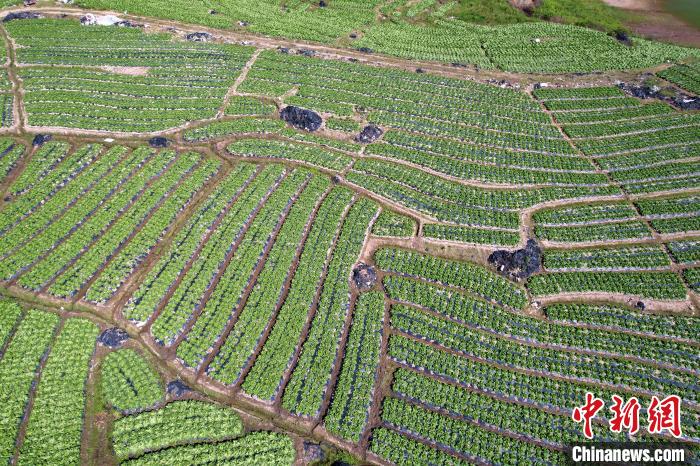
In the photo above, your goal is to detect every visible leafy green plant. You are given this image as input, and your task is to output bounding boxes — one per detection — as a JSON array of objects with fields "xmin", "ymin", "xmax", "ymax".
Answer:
[{"xmin": 101, "ymin": 349, "xmax": 163, "ymax": 413}]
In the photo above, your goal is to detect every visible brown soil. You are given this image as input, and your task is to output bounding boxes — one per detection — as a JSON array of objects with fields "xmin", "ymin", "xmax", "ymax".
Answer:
[
  {"xmin": 631, "ymin": 15, "xmax": 700, "ymax": 47},
  {"xmin": 602, "ymin": 0, "xmax": 700, "ymax": 47}
]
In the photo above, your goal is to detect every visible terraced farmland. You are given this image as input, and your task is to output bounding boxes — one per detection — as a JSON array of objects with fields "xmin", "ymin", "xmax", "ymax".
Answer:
[{"xmin": 0, "ymin": 6, "xmax": 698, "ymax": 466}]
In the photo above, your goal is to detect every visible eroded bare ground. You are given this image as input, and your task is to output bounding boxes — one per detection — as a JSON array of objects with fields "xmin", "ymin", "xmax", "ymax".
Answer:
[
  {"xmin": 602, "ymin": 0, "xmax": 700, "ymax": 47},
  {"xmin": 0, "ymin": 4, "xmax": 699, "ymax": 465},
  {"xmin": 98, "ymin": 66, "xmax": 150, "ymax": 76}
]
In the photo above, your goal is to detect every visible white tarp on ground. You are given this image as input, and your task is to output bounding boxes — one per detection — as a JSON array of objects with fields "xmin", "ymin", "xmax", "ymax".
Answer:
[{"xmin": 80, "ymin": 14, "xmax": 123, "ymax": 26}]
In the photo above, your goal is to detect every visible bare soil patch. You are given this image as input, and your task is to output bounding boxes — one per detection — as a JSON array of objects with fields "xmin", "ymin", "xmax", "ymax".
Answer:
[
  {"xmin": 99, "ymin": 66, "xmax": 150, "ymax": 76},
  {"xmin": 631, "ymin": 16, "xmax": 700, "ymax": 47},
  {"xmin": 603, "ymin": 0, "xmax": 700, "ymax": 47}
]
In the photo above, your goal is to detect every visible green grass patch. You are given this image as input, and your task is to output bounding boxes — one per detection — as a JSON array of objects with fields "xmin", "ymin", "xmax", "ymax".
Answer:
[
  {"xmin": 453, "ymin": 0, "xmax": 531, "ymax": 25},
  {"xmin": 532, "ymin": 0, "xmax": 630, "ymax": 34},
  {"xmin": 454, "ymin": 0, "xmax": 630, "ymax": 34}
]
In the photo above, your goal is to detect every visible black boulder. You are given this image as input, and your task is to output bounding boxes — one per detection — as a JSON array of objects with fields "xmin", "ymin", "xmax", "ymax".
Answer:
[
  {"xmin": 280, "ymin": 106, "xmax": 322, "ymax": 132},
  {"xmin": 3, "ymin": 12, "xmax": 40, "ymax": 22},
  {"xmin": 98, "ymin": 328, "xmax": 130, "ymax": 348},
  {"xmin": 167, "ymin": 380, "xmax": 192, "ymax": 397},
  {"xmin": 148, "ymin": 136, "xmax": 170, "ymax": 148},
  {"xmin": 488, "ymin": 239, "xmax": 542, "ymax": 280},
  {"xmin": 32, "ymin": 134, "xmax": 52, "ymax": 146},
  {"xmin": 186, "ymin": 32, "xmax": 212, "ymax": 42},
  {"xmin": 352, "ymin": 263, "xmax": 377, "ymax": 291},
  {"xmin": 355, "ymin": 124, "xmax": 383, "ymax": 143}
]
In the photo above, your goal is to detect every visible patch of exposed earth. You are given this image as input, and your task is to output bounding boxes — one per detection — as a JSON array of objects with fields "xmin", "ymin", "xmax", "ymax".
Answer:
[
  {"xmin": 603, "ymin": 0, "xmax": 700, "ymax": 47},
  {"xmin": 100, "ymin": 66, "xmax": 150, "ymax": 76}
]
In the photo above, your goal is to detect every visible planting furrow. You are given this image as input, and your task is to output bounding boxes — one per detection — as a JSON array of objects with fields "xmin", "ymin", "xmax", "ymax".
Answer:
[
  {"xmin": 391, "ymin": 368, "xmax": 620, "ymax": 450},
  {"xmin": 282, "ymin": 198, "xmax": 378, "ymax": 418},
  {"xmin": 0, "ymin": 142, "xmax": 75, "ymax": 235},
  {"xmin": 0, "ymin": 300, "xmax": 23, "ymax": 356},
  {"xmin": 16, "ymin": 318, "xmax": 98, "ymax": 466},
  {"xmin": 176, "ymin": 169, "xmax": 314, "ymax": 369},
  {"xmin": 0, "ymin": 145, "xmax": 124, "ymax": 260},
  {"xmin": 119, "ymin": 432, "xmax": 294, "ymax": 465},
  {"xmin": 11, "ymin": 148, "xmax": 170, "ymax": 291},
  {"xmin": 240, "ymin": 188, "xmax": 355, "ymax": 402},
  {"xmin": 205, "ymin": 175, "xmax": 330, "ymax": 384},
  {"xmin": 46, "ymin": 151, "xmax": 201, "ymax": 299},
  {"xmin": 0, "ymin": 147, "xmax": 155, "ymax": 284},
  {"xmin": 124, "ymin": 163, "xmax": 260, "ymax": 324},
  {"xmin": 226, "ymin": 139, "xmax": 353, "ymax": 173},
  {"xmin": 0, "ymin": 310, "xmax": 60, "ymax": 464},
  {"xmin": 4, "ymin": 141, "xmax": 70, "ymax": 198},
  {"xmin": 384, "ymin": 276, "xmax": 699, "ymax": 372},
  {"xmin": 369, "ymin": 427, "xmax": 471, "ymax": 466},
  {"xmin": 324, "ymin": 291, "xmax": 385, "ymax": 442},
  {"xmin": 149, "ymin": 165, "xmax": 286, "ymax": 346},
  {"xmin": 388, "ymin": 333, "xmax": 700, "ymax": 424},
  {"xmin": 212, "ymin": 183, "xmax": 333, "ymax": 390},
  {"xmin": 0, "ymin": 141, "xmax": 25, "ymax": 186},
  {"xmin": 390, "ymin": 305, "xmax": 699, "ymax": 404},
  {"xmin": 111, "ymin": 400, "xmax": 244, "ymax": 462},
  {"xmin": 374, "ymin": 247, "xmax": 528, "ymax": 310},
  {"xmin": 380, "ymin": 397, "xmax": 564, "ymax": 464},
  {"xmin": 84, "ymin": 157, "xmax": 221, "ymax": 304},
  {"xmin": 544, "ymin": 303, "xmax": 700, "ymax": 343}
]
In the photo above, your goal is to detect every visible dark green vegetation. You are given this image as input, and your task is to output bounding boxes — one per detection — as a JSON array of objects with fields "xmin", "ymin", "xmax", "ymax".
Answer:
[
  {"xmin": 659, "ymin": 61, "xmax": 700, "ymax": 95},
  {"xmin": 0, "ymin": 5, "xmax": 698, "ymax": 466}
]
